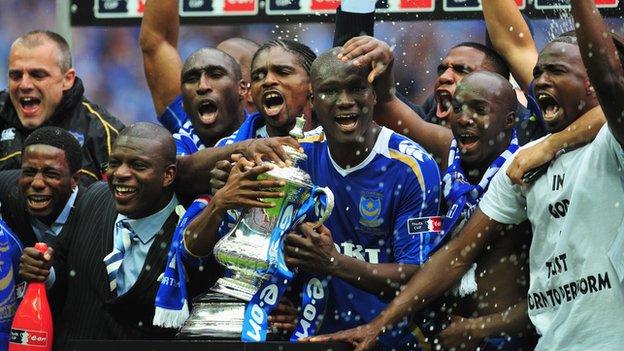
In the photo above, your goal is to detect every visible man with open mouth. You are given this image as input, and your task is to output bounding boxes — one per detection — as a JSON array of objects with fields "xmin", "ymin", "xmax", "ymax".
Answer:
[
  {"xmin": 305, "ymin": 1, "xmax": 624, "ymax": 350},
  {"xmin": 218, "ymin": 38, "xmax": 319, "ymax": 147},
  {"xmin": 276, "ymin": 48, "xmax": 442, "ymax": 350},
  {"xmin": 328, "ymin": 0, "xmax": 548, "ymax": 147},
  {"xmin": 0, "ymin": 126, "xmax": 83, "ymax": 249},
  {"xmin": 18, "ymin": 123, "xmax": 216, "ymax": 349},
  {"xmin": 1, "ymin": 30, "xmax": 124, "ymax": 186},
  {"xmin": 141, "ymin": 0, "xmax": 252, "ymax": 156},
  {"xmin": 309, "ymin": 36, "xmax": 536, "ymax": 350}
]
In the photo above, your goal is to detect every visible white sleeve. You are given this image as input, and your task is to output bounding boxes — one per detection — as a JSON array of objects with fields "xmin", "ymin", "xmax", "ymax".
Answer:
[
  {"xmin": 341, "ymin": 0, "xmax": 376, "ymax": 13},
  {"xmin": 601, "ymin": 125, "xmax": 624, "ymax": 169},
  {"xmin": 478, "ymin": 156, "xmax": 529, "ymax": 225}
]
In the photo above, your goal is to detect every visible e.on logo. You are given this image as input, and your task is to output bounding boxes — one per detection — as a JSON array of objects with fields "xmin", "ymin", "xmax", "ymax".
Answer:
[
  {"xmin": 9, "ymin": 329, "xmax": 48, "ymax": 347},
  {"xmin": 28, "ymin": 331, "xmax": 48, "ymax": 346}
]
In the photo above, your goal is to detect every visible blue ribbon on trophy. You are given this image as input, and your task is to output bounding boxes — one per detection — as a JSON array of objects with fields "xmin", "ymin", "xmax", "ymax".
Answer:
[{"xmin": 241, "ymin": 186, "xmax": 333, "ymax": 342}]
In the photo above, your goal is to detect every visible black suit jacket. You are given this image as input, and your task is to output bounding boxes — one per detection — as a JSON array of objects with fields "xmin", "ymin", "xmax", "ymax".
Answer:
[
  {"xmin": 0, "ymin": 169, "xmax": 83, "ymax": 249},
  {"xmin": 51, "ymin": 182, "xmax": 216, "ymax": 349}
]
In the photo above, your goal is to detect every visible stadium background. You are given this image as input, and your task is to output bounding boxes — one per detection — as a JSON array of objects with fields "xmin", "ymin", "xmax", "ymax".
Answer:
[{"xmin": 1, "ymin": 0, "xmax": 623, "ymax": 125}]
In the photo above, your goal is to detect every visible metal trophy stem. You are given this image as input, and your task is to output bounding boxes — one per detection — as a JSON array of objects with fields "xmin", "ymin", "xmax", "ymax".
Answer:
[{"xmin": 179, "ymin": 116, "xmax": 333, "ymax": 339}]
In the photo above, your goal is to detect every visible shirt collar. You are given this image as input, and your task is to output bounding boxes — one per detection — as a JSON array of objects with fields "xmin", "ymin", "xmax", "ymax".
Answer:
[
  {"xmin": 327, "ymin": 127, "xmax": 392, "ymax": 177},
  {"xmin": 114, "ymin": 194, "xmax": 179, "ymax": 245},
  {"xmin": 31, "ymin": 187, "xmax": 79, "ymax": 236}
]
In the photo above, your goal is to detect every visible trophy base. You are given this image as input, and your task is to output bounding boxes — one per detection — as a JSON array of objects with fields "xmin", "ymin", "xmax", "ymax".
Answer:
[
  {"xmin": 177, "ymin": 292, "xmax": 277, "ymax": 340},
  {"xmin": 211, "ymin": 276, "xmax": 257, "ymax": 302}
]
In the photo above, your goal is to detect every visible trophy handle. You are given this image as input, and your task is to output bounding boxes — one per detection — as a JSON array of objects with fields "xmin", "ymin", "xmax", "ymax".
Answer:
[{"xmin": 310, "ymin": 186, "xmax": 335, "ymax": 228}]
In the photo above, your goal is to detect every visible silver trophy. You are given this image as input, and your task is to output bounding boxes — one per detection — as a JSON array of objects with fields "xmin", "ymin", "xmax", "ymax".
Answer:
[{"xmin": 179, "ymin": 117, "xmax": 334, "ymax": 339}]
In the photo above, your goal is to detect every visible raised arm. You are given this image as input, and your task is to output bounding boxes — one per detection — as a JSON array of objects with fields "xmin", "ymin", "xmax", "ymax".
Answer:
[
  {"xmin": 339, "ymin": 36, "xmax": 452, "ymax": 164},
  {"xmin": 482, "ymin": 0, "xmax": 538, "ymax": 92},
  {"xmin": 140, "ymin": 0, "xmax": 183, "ymax": 116},
  {"xmin": 506, "ymin": 105, "xmax": 605, "ymax": 184},
  {"xmin": 571, "ymin": 0, "xmax": 624, "ymax": 145}
]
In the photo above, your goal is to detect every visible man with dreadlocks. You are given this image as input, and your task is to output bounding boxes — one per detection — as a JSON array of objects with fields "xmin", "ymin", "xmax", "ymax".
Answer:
[{"xmin": 214, "ymin": 39, "xmax": 319, "ymax": 147}]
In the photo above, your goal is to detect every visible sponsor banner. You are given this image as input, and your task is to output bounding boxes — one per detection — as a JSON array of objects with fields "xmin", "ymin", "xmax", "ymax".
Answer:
[
  {"xmin": 181, "ymin": 0, "xmax": 258, "ymax": 16},
  {"xmin": 75, "ymin": 0, "xmax": 621, "ymax": 25},
  {"xmin": 535, "ymin": 0, "xmax": 618, "ymax": 10}
]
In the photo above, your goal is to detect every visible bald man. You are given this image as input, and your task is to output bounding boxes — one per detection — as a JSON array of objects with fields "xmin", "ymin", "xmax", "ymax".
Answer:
[
  {"xmin": 217, "ymin": 37, "xmax": 259, "ymax": 114},
  {"xmin": 19, "ymin": 123, "xmax": 213, "ymax": 348},
  {"xmin": 307, "ymin": 71, "xmax": 536, "ymax": 349},
  {"xmin": 140, "ymin": 0, "xmax": 251, "ymax": 155}
]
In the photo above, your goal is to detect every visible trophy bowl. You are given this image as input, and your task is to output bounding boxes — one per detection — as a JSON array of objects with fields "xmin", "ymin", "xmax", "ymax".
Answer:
[{"xmin": 179, "ymin": 141, "xmax": 334, "ymax": 339}]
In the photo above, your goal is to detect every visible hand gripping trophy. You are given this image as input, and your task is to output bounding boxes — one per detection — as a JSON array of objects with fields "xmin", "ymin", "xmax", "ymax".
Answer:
[{"xmin": 179, "ymin": 117, "xmax": 334, "ymax": 341}]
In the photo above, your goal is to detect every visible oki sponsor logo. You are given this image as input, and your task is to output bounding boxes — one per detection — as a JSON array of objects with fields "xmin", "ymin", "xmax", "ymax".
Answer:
[{"xmin": 334, "ymin": 242, "xmax": 381, "ymax": 263}]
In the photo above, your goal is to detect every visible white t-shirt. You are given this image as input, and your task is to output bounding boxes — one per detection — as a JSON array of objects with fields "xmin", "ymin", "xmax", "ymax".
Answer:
[{"xmin": 480, "ymin": 125, "xmax": 624, "ymax": 350}]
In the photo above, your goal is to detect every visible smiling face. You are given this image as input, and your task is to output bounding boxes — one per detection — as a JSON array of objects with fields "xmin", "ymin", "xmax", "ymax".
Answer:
[
  {"xmin": 312, "ymin": 56, "xmax": 376, "ymax": 145},
  {"xmin": 449, "ymin": 72, "xmax": 515, "ymax": 168},
  {"xmin": 19, "ymin": 144, "xmax": 78, "ymax": 225},
  {"xmin": 106, "ymin": 135, "xmax": 176, "ymax": 219},
  {"xmin": 181, "ymin": 49, "xmax": 244, "ymax": 144},
  {"xmin": 533, "ymin": 41, "xmax": 597, "ymax": 133},
  {"xmin": 250, "ymin": 46, "xmax": 312, "ymax": 135},
  {"xmin": 434, "ymin": 46, "xmax": 488, "ymax": 122},
  {"xmin": 8, "ymin": 41, "xmax": 75, "ymax": 129}
]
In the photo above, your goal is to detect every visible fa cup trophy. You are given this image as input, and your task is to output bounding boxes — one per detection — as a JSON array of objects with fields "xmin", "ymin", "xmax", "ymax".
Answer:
[{"xmin": 179, "ymin": 117, "xmax": 334, "ymax": 339}]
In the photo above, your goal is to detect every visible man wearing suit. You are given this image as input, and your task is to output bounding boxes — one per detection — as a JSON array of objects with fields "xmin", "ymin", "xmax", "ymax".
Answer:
[
  {"xmin": 0, "ymin": 126, "xmax": 83, "ymax": 248},
  {"xmin": 19, "ymin": 122, "xmax": 212, "ymax": 349}
]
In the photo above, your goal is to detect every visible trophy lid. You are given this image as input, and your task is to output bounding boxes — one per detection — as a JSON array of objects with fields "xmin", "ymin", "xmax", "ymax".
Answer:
[
  {"xmin": 284, "ymin": 114, "xmax": 308, "ymax": 165},
  {"xmin": 289, "ymin": 115, "xmax": 306, "ymax": 139},
  {"xmin": 261, "ymin": 115, "xmax": 311, "ymax": 187}
]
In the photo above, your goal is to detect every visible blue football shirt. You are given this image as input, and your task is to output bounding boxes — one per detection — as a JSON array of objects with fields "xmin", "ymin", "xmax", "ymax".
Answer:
[
  {"xmin": 298, "ymin": 127, "xmax": 442, "ymax": 349},
  {"xmin": 158, "ymin": 94, "xmax": 256, "ymax": 155}
]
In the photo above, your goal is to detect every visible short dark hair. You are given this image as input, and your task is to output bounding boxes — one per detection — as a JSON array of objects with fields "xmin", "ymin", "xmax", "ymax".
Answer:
[
  {"xmin": 15, "ymin": 30, "xmax": 72, "ymax": 73},
  {"xmin": 557, "ymin": 30, "xmax": 624, "ymax": 69},
  {"xmin": 452, "ymin": 42, "xmax": 510, "ymax": 79},
  {"xmin": 252, "ymin": 39, "xmax": 317, "ymax": 75},
  {"xmin": 182, "ymin": 48, "xmax": 242, "ymax": 81},
  {"xmin": 118, "ymin": 122, "xmax": 176, "ymax": 165},
  {"xmin": 23, "ymin": 126, "xmax": 82, "ymax": 174}
]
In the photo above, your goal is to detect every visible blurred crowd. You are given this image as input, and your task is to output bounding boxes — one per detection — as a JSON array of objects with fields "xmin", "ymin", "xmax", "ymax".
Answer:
[
  {"xmin": 4, "ymin": 0, "xmax": 622, "ymax": 125},
  {"xmin": 1, "ymin": 1, "xmax": 624, "ymax": 350}
]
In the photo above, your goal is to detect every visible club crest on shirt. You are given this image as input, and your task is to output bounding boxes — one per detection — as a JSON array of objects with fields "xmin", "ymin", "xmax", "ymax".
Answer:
[{"xmin": 359, "ymin": 192, "xmax": 383, "ymax": 228}]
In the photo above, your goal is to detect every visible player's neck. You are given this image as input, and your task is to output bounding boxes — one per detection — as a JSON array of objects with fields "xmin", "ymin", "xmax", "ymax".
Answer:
[
  {"xmin": 462, "ymin": 134, "xmax": 512, "ymax": 184},
  {"xmin": 198, "ymin": 109, "xmax": 244, "ymax": 147},
  {"xmin": 266, "ymin": 122, "xmax": 294, "ymax": 138},
  {"xmin": 327, "ymin": 123, "xmax": 381, "ymax": 169}
]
